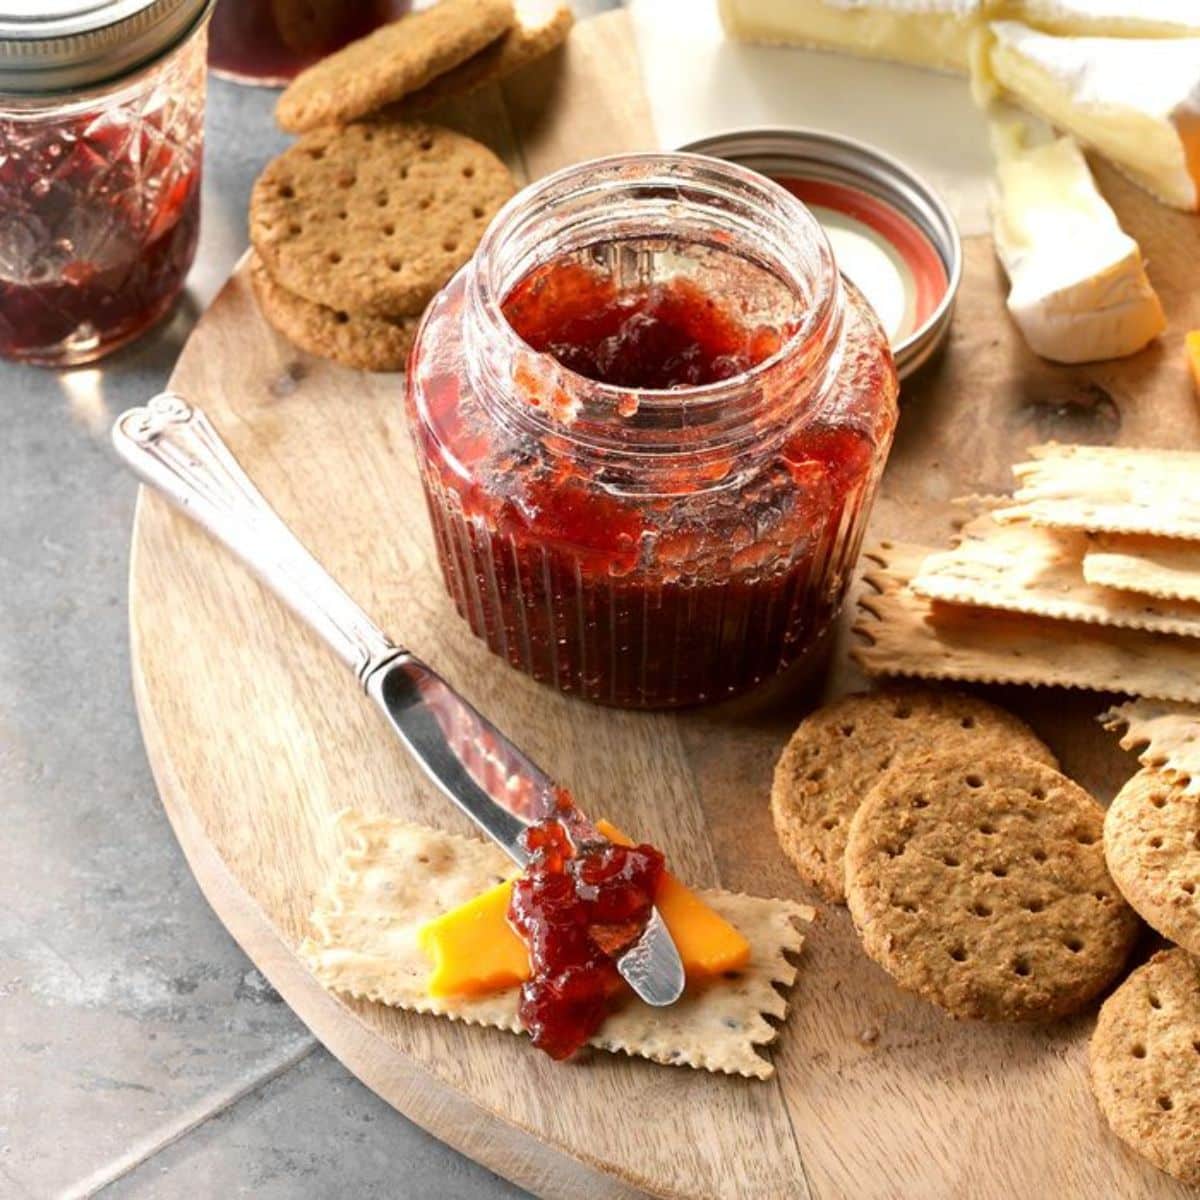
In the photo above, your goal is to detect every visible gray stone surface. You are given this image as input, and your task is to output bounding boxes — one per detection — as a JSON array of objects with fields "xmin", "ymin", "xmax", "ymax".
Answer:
[{"xmin": 3, "ymin": 5, "xmax": 611, "ymax": 1195}]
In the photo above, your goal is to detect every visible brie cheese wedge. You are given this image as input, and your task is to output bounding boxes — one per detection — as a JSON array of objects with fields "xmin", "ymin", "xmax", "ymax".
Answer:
[
  {"xmin": 990, "ymin": 115, "xmax": 1165, "ymax": 363},
  {"xmin": 985, "ymin": 21, "xmax": 1200, "ymax": 210},
  {"xmin": 717, "ymin": 0, "xmax": 983, "ymax": 74},
  {"xmin": 992, "ymin": 1, "xmax": 1200, "ymax": 40}
]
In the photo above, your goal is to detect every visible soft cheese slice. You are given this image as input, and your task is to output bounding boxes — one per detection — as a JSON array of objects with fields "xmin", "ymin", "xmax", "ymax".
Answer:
[
  {"xmin": 986, "ymin": 20, "xmax": 1200, "ymax": 209},
  {"xmin": 989, "ymin": 115, "xmax": 1164, "ymax": 362},
  {"xmin": 417, "ymin": 820, "xmax": 751, "ymax": 998},
  {"xmin": 718, "ymin": 0, "xmax": 984, "ymax": 74},
  {"xmin": 992, "ymin": 1, "xmax": 1200, "ymax": 40}
]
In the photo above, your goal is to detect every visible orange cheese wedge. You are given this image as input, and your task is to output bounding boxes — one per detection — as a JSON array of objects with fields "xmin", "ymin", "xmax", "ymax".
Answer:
[
  {"xmin": 1188, "ymin": 332, "xmax": 1200, "ymax": 396},
  {"xmin": 416, "ymin": 820, "xmax": 751, "ymax": 998}
]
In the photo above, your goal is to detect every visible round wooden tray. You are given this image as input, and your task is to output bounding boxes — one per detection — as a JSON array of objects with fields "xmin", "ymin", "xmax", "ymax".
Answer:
[{"xmin": 128, "ymin": 12, "xmax": 1200, "ymax": 1199}]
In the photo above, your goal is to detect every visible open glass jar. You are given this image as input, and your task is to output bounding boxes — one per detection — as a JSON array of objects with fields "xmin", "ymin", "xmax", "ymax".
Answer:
[
  {"xmin": 405, "ymin": 154, "xmax": 899, "ymax": 709},
  {"xmin": 0, "ymin": 0, "xmax": 212, "ymax": 367}
]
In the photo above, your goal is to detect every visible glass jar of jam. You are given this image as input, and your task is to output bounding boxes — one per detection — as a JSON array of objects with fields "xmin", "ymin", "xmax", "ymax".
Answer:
[
  {"xmin": 0, "ymin": 0, "xmax": 212, "ymax": 367},
  {"xmin": 405, "ymin": 154, "xmax": 899, "ymax": 710},
  {"xmin": 208, "ymin": 0, "xmax": 409, "ymax": 87}
]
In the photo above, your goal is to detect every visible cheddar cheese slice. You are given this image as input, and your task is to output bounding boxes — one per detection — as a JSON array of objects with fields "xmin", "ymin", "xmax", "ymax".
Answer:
[
  {"xmin": 1187, "ymin": 331, "xmax": 1200, "ymax": 397},
  {"xmin": 417, "ymin": 820, "xmax": 751, "ymax": 998}
]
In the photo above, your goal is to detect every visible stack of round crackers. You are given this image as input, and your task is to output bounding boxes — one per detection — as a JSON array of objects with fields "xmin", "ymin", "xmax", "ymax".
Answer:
[
  {"xmin": 248, "ymin": 0, "xmax": 574, "ymax": 371},
  {"xmin": 1090, "ymin": 767, "xmax": 1200, "ymax": 1184},
  {"xmin": 771, "ymin": 687, "xmax": 1141, "ymax": 1026}
]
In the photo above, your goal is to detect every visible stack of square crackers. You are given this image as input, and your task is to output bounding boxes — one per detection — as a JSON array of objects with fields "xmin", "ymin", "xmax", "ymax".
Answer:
[
  {"xmin": 246, "ymin": 0, "xmax": 573, "ymax": 370},
  {"xmin": 853, "ymin": 443, "xmax": 1200, "ymax": 705}
]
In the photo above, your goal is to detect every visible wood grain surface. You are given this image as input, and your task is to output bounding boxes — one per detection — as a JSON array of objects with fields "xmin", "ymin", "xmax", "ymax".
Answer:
[{"xmin": 128, "ymin": 11, "xmax": 1200, "ymax": 1199}]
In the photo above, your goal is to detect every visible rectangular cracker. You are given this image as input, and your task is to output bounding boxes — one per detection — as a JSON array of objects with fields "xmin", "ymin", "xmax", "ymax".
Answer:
[
  {"xmin": 300, "ymin": 811, "xmax": 813, "ymax": 1079},
  {"xmin": 852, "ymin": 541, "xmax": 1200, "ymax": 702},
  {"xmin": 1084, "ymin": 533, "xmax": 1200, "ymax": 603},
  {"xmin": 1101, "ymin": 699, "xmax": 1200, "ymax": 795},
  {"xmin": 909, "ymin": 513, "xmax": 1200, "ymax": 636},
  {"xmin": 993, "ymin": 443, "xmax": 1200, "ymax": 540}
]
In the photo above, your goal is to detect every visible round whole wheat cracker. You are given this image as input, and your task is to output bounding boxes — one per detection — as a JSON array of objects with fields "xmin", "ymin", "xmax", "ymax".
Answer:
[
  {"xmin": 250, "ymin": 121, "xmax": 515, "ymax": 319},
  {"xmin": 1105, "ymin": 768, "xmax": 1200, "ymax": 955},
  {"xmin": 276, "ymin": 0, "xmax": 515, "ymax": 133},
  {"xmin": 770, "ymin": 688, "xmax": 1056, "ymax": 902},
  {"xmin": 251, "ymin": 255, "xmax": 418, "ymax": 373},
  {"xmin": 844, "ymin": 751, "xmax": 1140, "ymax": 1021},
  {"xmin": 386, "ymin": 2, "xmax": 574, "ymax": 117},
  {"xmin": 1091, "ymin": 948, "xmax": 1200, "ymax": 1185}
]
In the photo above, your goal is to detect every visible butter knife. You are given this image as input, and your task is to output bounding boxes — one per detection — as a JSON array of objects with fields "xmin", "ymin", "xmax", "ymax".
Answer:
[{"xmin": 112, "ymin": 393, "xmax": 685, "ymax": 1008}]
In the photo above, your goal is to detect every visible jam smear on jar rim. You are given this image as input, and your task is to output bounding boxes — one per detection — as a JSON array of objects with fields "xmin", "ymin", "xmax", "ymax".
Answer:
[{"xmin": 507, "ymin": 793, "xmax": 666, "ymax": 1060}]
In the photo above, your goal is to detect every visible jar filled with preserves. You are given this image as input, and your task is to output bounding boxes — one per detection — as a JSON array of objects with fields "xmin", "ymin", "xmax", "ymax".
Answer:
[
  {"xmin": 0, "ymin": 0, "xmax": 212, "ymax": 367},
  {"xmin": 207, "ymin": 0, "xmax": 408, "ymax": 87},
  {"xmin": 405, "ymin": 154, "xmax": 899, "ymax": 709}
]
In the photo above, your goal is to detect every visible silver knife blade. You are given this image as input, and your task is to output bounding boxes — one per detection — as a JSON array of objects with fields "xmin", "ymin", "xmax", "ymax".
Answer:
[{"xmin": 367, "ymin": 653, "xmax": 686, "ymax": 1006}]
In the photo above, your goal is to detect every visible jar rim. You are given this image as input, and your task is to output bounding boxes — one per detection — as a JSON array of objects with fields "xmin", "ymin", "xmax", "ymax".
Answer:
[{"xmin": 468, "ymin": 151, "xmax": 843, "ymax": 417}]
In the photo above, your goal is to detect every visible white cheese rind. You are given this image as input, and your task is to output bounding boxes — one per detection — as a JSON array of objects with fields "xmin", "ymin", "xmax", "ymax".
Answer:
[
  {"xmin": 994, "ymin": 0, "xmax": 1200, "ymax": 39},
  {"xmin": 718, "ymin": 0, "xmax": 982, "ymax": 72},
  {"xmin": 990, "ymin": 117, "xmax": 1165, "ymax": 363},
  {"xmin": 987, "ymin": 20, "xmax": 1200, "ymax": 210}
]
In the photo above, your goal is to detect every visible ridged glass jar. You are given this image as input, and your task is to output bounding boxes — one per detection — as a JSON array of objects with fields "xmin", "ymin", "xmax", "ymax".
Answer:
[
  {"xmin": 405, "ymin": 154, "xmax": 899, "ymax": 709},
  {"xmin": 0, "ymin": 0, "xmax": 211, "ymax": 366}
]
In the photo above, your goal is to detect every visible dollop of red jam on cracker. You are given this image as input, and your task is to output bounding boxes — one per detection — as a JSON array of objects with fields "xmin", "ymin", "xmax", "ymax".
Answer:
[{"xmin": 507, "ymin": 796, "xmax": 665, "ymax": 1060}]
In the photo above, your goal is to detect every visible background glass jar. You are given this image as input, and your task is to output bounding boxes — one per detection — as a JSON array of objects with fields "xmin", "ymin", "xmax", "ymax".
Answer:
[
  {"xmin": 0, "ymin": 0, "xmax": 212, "ymax": 367},
  {"xmin": 208, "ymin": 0, "xmax": 409, "ymax": 87},
  {"xmin": 405, "ymin": 154, "xmax": 900, "ymax": 710}
]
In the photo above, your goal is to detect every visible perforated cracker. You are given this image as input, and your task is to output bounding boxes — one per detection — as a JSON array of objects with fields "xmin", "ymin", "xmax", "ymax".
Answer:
[
  {"xmin": 1104, "ymin": 768, "xmax": 1200, "ymax": 956},
  {"xmin": 771, "ymin": 687, "xmax": 1055, "ymax": 903},
  {"xmin": 386, "ymin": 0, "xmax": 573, "ymax": 117},
  {"xmin": 1101, "ymin": 699, "xmax": 1200, "ymax": 794},
  {"xmin": 910, "ymin": 513, "xmax": 1200, "ymax": 636},
  {"xmin": 845, "ymin": 751, "xmax": 1139, "ymax": 1022},
  {"xmin": 276, "ymin": 0, "xmax": 515, "ymax": 133},
  {"xmin": 1085, "ymin": 534, "xmax": 1200, "ymax": 603},
  {"xmin": 1091, "ymin": 949, "xmax": 1200, "ymax": 1185},
  {"xmin": 300, "ymin": 812, "xmax": 812, "ymax": 1079},
  {"xmin": 994, "ymin": 443, "xmax": 1200, "ymax": 540},
  {"xmin": 250, "ymin": 121, "xmax": 515, "ymax": 319},
  {"xmin": 852, "ymin": 542, "xmax": 1200, "ymax": 702},
  {"xmin": 250, "ymin": 255, "xmax": 417, "ymax": 372}
]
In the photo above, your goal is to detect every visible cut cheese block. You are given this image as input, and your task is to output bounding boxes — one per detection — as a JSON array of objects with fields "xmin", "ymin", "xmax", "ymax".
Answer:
[
  {"xmin": 989, "ymin": 114, "xmax": 1164, "ymax": 362},
  {"xmin": 1188, "ymin": 330, "xmax": 1200, "ymax": 395},
  {"xmin": 985, "ymin": 21, "xmax": 1200, "ymax": 210},
  {"xmin": 995, "ymin": 0, "xmax": 1200, "ymax": 39},
  {"xmin": 417, "ymin": 820, "xmax": 752, "ymax": 998},
  {"xmin": 717, "ymin": 0, "xmax": 983, "ymax": 74}
]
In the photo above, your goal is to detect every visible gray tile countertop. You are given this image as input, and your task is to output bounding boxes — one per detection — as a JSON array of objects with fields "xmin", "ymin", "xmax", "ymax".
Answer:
[{"xmin": 3, "ymin": 5, "xmax": 613, "ymax": 1196}]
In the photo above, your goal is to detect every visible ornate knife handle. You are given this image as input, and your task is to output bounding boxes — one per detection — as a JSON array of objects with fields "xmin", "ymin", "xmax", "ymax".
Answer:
[{"xmin": 112, "ymin": 393, "xmax": 400, "ymax": 684}]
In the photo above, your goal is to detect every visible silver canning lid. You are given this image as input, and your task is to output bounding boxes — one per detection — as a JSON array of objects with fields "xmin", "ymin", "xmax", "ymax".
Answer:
[
  {"xmin": 0, "ymin": 0, "xmax": 213, "ymax": 95},
  {"xmin": 679, "ymin": 128, "xmax": 963, "ymax": 381}
]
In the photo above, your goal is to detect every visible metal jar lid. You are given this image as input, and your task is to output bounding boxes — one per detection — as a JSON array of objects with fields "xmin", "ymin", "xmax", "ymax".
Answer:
[
  {"xmin": 680, "ymin": 128, "xmax": 963, "ymax": 380},
  {"xmin": 0, "ymin": 0, "xmax": 213, "ymax": 95}
]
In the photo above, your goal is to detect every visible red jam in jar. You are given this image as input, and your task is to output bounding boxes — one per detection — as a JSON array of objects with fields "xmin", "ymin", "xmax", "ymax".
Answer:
[
  {"xmin": 208, "ymin": 0, "xmax": 409, "ymax": 86},
  {"xmin": 0, "ymin": 2, "xmax": 210, "ymax": 367},
  {"xmin": 405, "ymin": 155, "xmax": 899, "ymax": 709},
  {"xmin": 508, "ymin": 801, "xmax": 665, "ymax": 1060}
]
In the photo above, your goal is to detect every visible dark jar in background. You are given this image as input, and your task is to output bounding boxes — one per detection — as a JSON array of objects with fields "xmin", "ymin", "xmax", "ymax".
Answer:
[
  {"xmin": 208, "ymin": 0, "xmax": 410, "ymax": 86},
  {"xmin": 405, "ymin": 154, "xmax": 900, "ymax": 710},
  {"xmin": 0, "ymin": 0, "xmax": 212, "ymax": 367}
]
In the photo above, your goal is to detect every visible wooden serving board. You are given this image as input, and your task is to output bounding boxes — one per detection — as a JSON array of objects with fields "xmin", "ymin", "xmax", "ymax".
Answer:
[{"xmin": 129, "ymin": 11, "xmax": 1200, "ymax": 1199}]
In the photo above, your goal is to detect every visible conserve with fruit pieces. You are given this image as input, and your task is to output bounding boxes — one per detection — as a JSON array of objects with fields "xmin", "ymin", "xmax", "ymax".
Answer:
[{"xmin": 405, "ymin": 153, "xmax": 899, "ymax": 708}]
